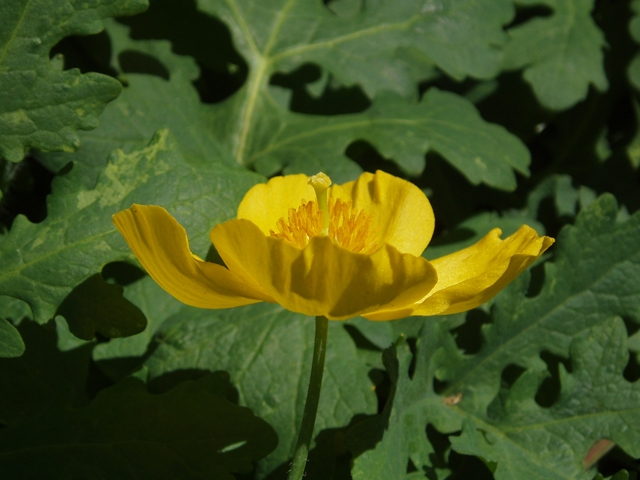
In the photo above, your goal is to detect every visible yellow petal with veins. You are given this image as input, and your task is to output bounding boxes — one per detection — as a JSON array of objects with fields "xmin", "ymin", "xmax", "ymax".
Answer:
[
  {"xmin": 114, "ymin": 171, "xmax": 553, "ymax": 322},
  {"xmin": 113, "ymin": 205, "xmax": 273, "ymax": 309},
  {"xmin": 330, "ymin": 170, "xmax": 434, "ymax": 257},
  {"xmin": 364, "ymin": 226, "xmax": 554, "ymax": 320},
  {"xmin": 210, "ymin": 218, "xmax": 438, "ymax": 320}
]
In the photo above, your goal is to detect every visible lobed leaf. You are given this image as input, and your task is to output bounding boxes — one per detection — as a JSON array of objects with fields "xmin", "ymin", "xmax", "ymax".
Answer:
[
  {"xmin": 0, "ymin": 318, "xmax": 25, "ymax": 358},
  {"xmin": 347, "ymin": 195, "xmax": 640, "ymax": 479},
  {"xmin": 437, "ymin": 195, "xmax": 640, "ymax": 411},
  {"xmin": 138, "ymin": 303, "xmax": 377, "ymax": 477},
  {"xmin": 0, "ymin": 296, "xmax": 32, "ymax": 325},
  {"xmin": 202, "ymin": 0, "xmax": 512, "ymax": 99},
  {"xmin": 0, "ymin": 130, "xmax": 262, "ymax": 328},
  {"xmin": 195, "ymin": 0, "xmax": 529, "ymax": 189},
  {"xmin": 347, "ymin": 322, "xmax": 459, "ymax": 480},
  {"xmin": 451, "ymin": 317, "xmax": 640, "ymax": 480},
  {"xmin": 629, "ymin": 0, "xmax": 640, "ymax": 91},
  {"xmin": 0, "ymin": 0, "xmax": 148, "ymax": 162},
  {"xmin": 503, "ymin": 0, "xmax": 608, "ymax": 110},
  {"xmin": 35, "ymin": 19, "xmax": 241, "ymax": 187},
  {"xmin": 248, "ymin": 89, "xmax": 530, "ymax": 190},
  {"xmin": 627, "ymin": 2, "xmax": 640, "ymax": 169}
]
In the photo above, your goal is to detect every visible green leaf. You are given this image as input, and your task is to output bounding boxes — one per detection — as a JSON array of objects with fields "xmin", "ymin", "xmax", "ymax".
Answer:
[
  {"xmin": 0, "ymin": 373, "xmax": 278, "ymax": 479},
  {"xmin": 526, "ymin": 174, "xmax": 580, "ymax": 219},
  {"xmin": 54, "ymin": 316, "xmax": 95, "ymax": 351},
  {"xmin": 92, "ymin": 275, "xmax": 183, "ymax": 379},
  {"xmin": 0, "ymin": 130, "xmax": 262, "ymax": 326},
  {"xmin": 193, "ymin": 0, "xmax": 530, "ymax": 189},
  {"xmin": 203, "ymin": 0, "xmax": 512, "ymax": 100},
  {"xmin": 35, "ymin": 19, "xmax": 241, "ymax": 187},
  {"xmin": 503, "ymin": 0, "xmax": 608, "ymax": 110},
  {"xmin": 0, "ymin": 0, "xmax": 148, "ymax": 162},
  {"xmin": 628, "ymin": 0, "xmax": 640, "ymax": 91},
  {"xmin": 249, "ymin": 89, "xmax": 530, "ymax": 190},
  {"xmin": 347, "ymin": 324, "xmax": 459, "ymax": 480},
  {"xmin": 56, "ymin": 273, "xmax": 146, "ymax": 340},
  {"xmin": 141, "ymin": 303, "xmax": 377, "ymax": 477},
  {"xmin": 451, "ymin": 317, "xmax": 640, "ymax": 480},
  {"xmin": 437, "ymin": 197, "xmax": 640, "ymax": 478},
  {"xmin": 0, "ymin": 318, "xmax": 92, "ymax": 426},
  {"xmin": 438, "ymin": 195, "xmax": 640, "ymax": 408},
  {"xmin": 346, "ymin": 315, "xmax": 428, "ymax": 351},
  {"xmin": 0, "ymin": 318, "xmax": 24, "ymax": 357},
  {"xmin": 627, "ymin": 100, "xmax": 640, "ymax": 170},
  {"xmin": 629, "ymin": 327, "xmax": 640, "ymax": 353},
  {"xmin": 347, "ymin": 195, "xmax": 640, "ymax": 479},
  {"xmin": 599, "ymin": 471, "xmax": 630, "ymax": 480},
  {"xmin": 0, "ymin": 295, "xmax": 31, "ymax": 323}
]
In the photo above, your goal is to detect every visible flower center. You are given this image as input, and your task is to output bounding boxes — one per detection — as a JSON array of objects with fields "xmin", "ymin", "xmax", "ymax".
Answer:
[
  {"xmin": 270, "ymin": 198, "xmax": 377, "ymax": 253},
  {"xmin": 269, "ymin": 173, "xmax": 377, "ymax": 253}
]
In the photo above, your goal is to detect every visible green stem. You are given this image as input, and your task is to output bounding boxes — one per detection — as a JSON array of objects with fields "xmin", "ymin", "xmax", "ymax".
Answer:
[{"xmin": 287, "ymin": 315, "xmax": 329, "ymax": 480}]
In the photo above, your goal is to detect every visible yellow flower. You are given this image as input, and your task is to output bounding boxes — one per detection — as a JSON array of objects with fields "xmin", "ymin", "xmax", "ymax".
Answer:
[{"xmin": 113, "ymin": 171, "xmax": 554, "ymax": 320}]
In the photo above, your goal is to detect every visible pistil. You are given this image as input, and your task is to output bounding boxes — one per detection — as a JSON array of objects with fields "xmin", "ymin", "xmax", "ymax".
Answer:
[{"xmin": 308, "ymin": 172, "xmax": 331, "ymax": 236}]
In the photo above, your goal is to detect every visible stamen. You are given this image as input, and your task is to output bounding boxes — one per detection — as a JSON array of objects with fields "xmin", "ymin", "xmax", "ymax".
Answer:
[
  {"xmin": 270, "ymin": 200, "xmax": 322, "ymax": 249},
  {"xmin": 329, "ymin": 199, "xmax": 377, "ymax": 254},
  {"xmin": 270, "ymin": 197, "xmax": 377, "ymax": 253}
]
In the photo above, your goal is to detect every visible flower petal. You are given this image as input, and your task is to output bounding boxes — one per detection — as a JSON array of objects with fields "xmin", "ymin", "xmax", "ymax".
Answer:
[
  {"xmin": 364, "ymin": 226, "xmax": 554, "ymax": 320},
  {"xmin": 113, "ymin": 205, "xmax": 273, "ymax": 309},
  {"xmin": 330, "ymin": 170, "xmax": 434, "ymax": 256},
  {"xmin": 237, "ymin": 174, "xmax": 315, "ymax": 235},
  {"xmin": 210, "ymin": 219, "xmax": 438, "ymax": 320}
]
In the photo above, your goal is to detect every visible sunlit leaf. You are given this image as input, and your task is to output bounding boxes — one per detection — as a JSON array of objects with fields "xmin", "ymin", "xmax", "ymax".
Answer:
[
  {"xmin": 503, "ymin": 0, "xmax": 608, "ymax": 110},
  {"xmin": 0, "ymin": 0, "xmax": 148, "ymax": 162},
  {"xmin": 0, "ymin": 131, "xmax": 261, "ymax": 327},
  {"xmin": 348, "ymin": 196, "xmax": 640, "ymax": 479}
]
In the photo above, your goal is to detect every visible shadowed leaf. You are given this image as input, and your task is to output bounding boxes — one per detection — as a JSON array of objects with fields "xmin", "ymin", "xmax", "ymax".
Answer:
[
  {"xmin": 0, "ymin": 318, "xmax": 24, "ymax": 358},
  {"xmin": 0, "ymin": 373, "xmax": 278, "ymax": 479}
]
